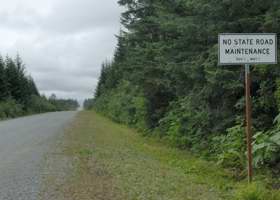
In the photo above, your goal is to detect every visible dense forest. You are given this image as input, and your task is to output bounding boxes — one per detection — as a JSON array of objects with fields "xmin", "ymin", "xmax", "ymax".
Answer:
[
  {"xmin": 93, "ymin": 0, "xmax": 280, "ymax": 173},
  {"xmin": 0, "ymin": 54, "xmax": 79, "ymax": 119}
]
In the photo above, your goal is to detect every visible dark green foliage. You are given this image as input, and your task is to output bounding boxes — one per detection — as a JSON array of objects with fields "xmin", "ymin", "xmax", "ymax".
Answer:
[
  {"xmin": 94, "ymin": 81, "xmax": 149, "ymax": 130},
  {"xmin": 253, "ymin": 114, "xmax": 280, "ymax": 168},
  {"xmin": 83, "ymin": 98, "xmax": 95, "ymax": 110},
  {"xmin": 0, "ymin": 56, "xmax": 9, "ymax": 101},
  {"xmin": 94, "ymin": 0, "xmax": 280, "ymax": 169},
  {"xmin": 0, "ymin": 54, "xmax": 79, "ymax": 120},
  {"xmin": 26, "ymin": 95, "xmax": 56, "ymax": 113},
  {"xmin": 49, "ymin": 97, "xmax": 79, "ymax": 111},
  {"xmin": 214, "ymin": 124, "xmax": 246, "ymax": 169},
  {"xmin": 0, "ymin": 99, "xmax": 24, "ymax": 118}
]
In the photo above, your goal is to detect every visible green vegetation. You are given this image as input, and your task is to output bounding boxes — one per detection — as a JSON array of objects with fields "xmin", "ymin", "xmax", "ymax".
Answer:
[
  {"xmin": 48, "ymin": 94, "xmax": 80, "ymax": 111},
  {"xmin": 83, "ymin": 98, "xmax": 94, "ymax": 110},
  {"xmin": 0, "ymin": 54, "xmax": 79, "ymax": 119},
  {"xmin": 92, "ymin": 0, "xmax": 280, "ymax": 175},
  {"xmin": 41, "ymin": 111, "xmax": 280, "ymax": 200},
  {"xmin": 234, "ymin": 182, "xmax": 280, "ymax": 200}
]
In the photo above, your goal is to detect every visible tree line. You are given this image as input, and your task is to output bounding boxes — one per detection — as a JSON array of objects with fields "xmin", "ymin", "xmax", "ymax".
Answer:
[
  {"xmin": 0, "ymin": 54, "xmax": 79, "ymax": 119},
  {"xmin": 92, "ymin": 0, "xmax": 280, "ymax": 172}
]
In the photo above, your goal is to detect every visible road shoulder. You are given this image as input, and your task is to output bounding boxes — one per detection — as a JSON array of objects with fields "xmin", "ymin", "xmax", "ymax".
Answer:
[{"xmin": 39, "ymin": 111, "xmax": 235, "ymax": 200}]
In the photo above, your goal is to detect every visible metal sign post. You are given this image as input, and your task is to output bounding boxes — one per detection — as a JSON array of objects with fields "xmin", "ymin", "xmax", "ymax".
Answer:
[
  {"xmin": 218, "ymin": 33, "xmax": 278, "ymax": 183},
  {"xmin": 245, "ymin": 64, "xmax": 253, "ymax": 183}
]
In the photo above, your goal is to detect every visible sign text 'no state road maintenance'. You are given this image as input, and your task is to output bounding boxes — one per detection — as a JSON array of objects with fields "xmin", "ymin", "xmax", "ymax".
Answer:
[{"xmin": 219, "ymin": 33, "xmax": 277, "ymax": 65}]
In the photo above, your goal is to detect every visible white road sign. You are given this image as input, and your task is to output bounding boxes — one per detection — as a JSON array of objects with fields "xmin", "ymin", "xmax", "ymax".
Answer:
[{"xmin": 219, "ymin": 33, "xmax": 277, "ymax": 65}]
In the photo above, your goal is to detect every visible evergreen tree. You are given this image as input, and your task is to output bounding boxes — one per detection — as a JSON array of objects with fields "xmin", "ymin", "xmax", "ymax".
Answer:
[
  {"xmin": 0, "ymin": 54, "xmax": 78, "ymax": 118},
  {"xmin": 94, "ymin": 0, "xmax": 280, "ymax": 159},
  {"xmin": 5, "ymin": 56, "xmax": 21, "ymax": 102},
  {"xmin": 0, "ymin": 56, "xmax": 9, "ymax": 101}
]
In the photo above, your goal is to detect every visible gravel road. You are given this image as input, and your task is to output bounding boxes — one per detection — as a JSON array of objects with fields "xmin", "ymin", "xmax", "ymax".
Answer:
[{"xmin": 0, "ymin": 111, "xmax": 77, "ymax": 200}]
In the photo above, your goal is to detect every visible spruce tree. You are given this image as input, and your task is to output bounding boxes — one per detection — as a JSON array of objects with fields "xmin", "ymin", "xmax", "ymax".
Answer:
[{"xmin": 0, "ymin": 56, "xmax": 9, "ymax": 101}]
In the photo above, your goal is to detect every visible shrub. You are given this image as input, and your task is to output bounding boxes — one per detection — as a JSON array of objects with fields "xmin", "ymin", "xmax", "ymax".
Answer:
[
  {"xmin": 159, "ymin": 95, "xmax": 211, "ymax": 150},
  {"xmin": 234, "ymin": 182, "xmax": 280, "ymax": 200},
  {"xmin": 94, "ymin": 81, "xmax": 149, "ymax": 130},
  {"xmin": 213, "ymin": 124, "xmax": 246, "ymax": 169},
  {"xmin": 83, "ymin": 98, "xmax": 95, "ymax": 110},
  {"xmin": 26, "ymin": 95, "xmax": 56, "ymax": 113},
  {"xmin": 253, "ymin": 114, "xmax": 280, "ymax": 167},
  {"xmin": 0, "ymin": 99, "xmax": 24, "ymax": 119},
  {"xmin": 0, "ymin": 110, "xmax": 6, "ymax": 119},
  {"xmin": 253, "ymin": 131, "xmax": 280, "ymax": 167}
]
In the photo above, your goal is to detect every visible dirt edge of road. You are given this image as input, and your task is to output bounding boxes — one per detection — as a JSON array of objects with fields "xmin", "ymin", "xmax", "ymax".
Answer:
[{"xmin": 39, "ymin": 111, "xmax": 123, "ymax": 200}]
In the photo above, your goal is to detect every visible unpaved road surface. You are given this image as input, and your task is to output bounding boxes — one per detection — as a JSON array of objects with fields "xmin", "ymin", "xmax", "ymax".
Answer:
[{"xmin": 0, "ymin": 111, "xmax": 77, "ymax": 200}]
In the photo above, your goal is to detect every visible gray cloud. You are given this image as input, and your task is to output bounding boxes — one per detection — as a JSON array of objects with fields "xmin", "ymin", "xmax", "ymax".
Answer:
[
  {"xmin": 41, "ymin": 1, "xmax": 122, "ymax": 34},
  {"xmin": 0, "ymin": 0, "xmax": 122, "ymax": 104}
]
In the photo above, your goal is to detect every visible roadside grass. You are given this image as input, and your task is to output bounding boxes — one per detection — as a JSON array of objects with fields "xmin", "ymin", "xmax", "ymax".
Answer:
[{"xmin": 41, "ymin": 111, "xmax": 279, "ymax": 200}]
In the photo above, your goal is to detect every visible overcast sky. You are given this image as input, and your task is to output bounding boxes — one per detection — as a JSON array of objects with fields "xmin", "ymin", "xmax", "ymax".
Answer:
[{"xmin": 0, "ymin": 0, "xmax": 123, "ymax": 104}]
